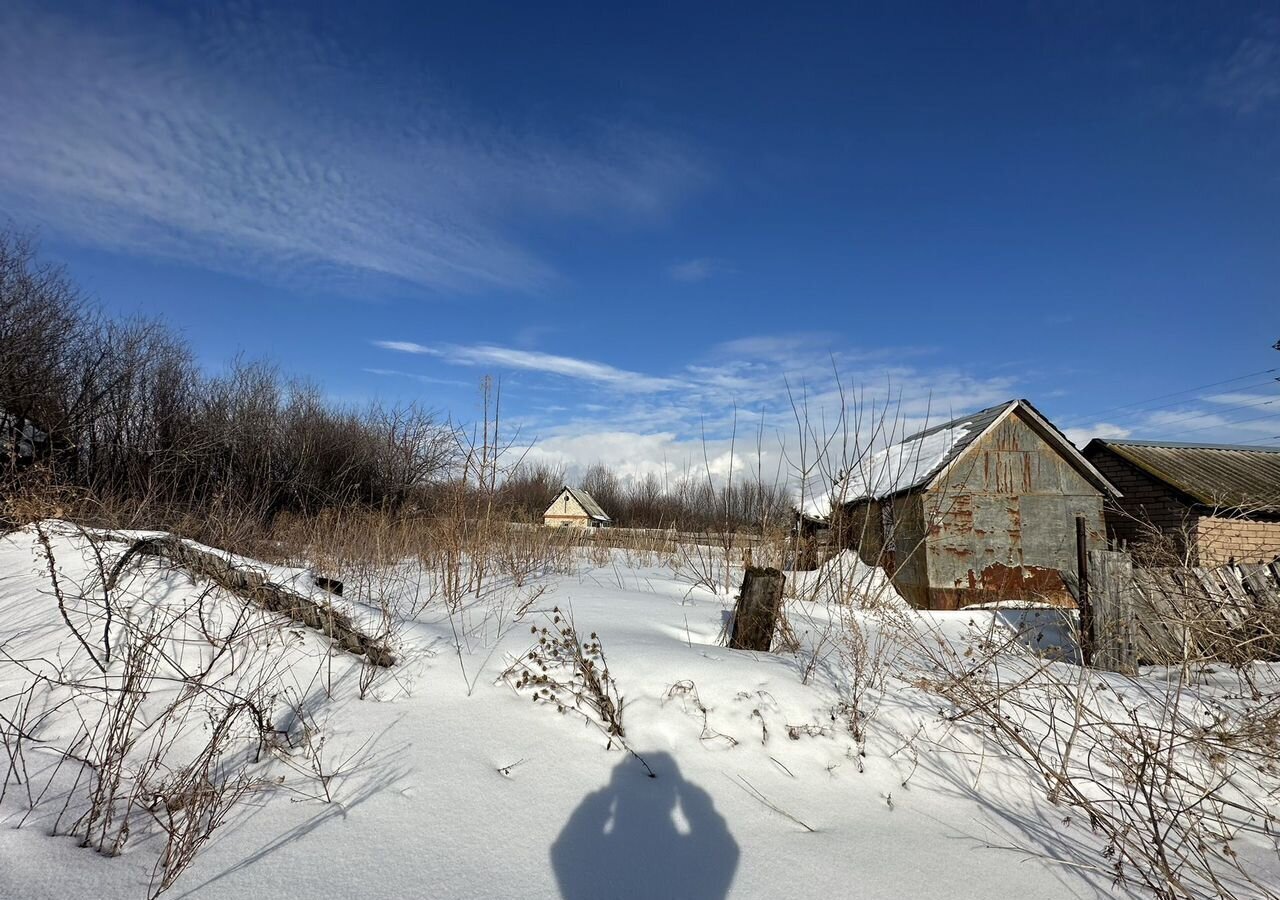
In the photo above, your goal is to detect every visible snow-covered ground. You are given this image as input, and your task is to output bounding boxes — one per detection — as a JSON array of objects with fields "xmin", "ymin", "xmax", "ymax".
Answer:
[{"xmin": 1, "ymin": 523, "xmax": 1276, "ymax": 899}]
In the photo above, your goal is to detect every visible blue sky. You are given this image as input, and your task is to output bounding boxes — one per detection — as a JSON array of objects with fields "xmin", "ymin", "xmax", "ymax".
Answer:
[{"xmin": 1, "ymin": 1, "xmax": 1277, "ymax": 483}]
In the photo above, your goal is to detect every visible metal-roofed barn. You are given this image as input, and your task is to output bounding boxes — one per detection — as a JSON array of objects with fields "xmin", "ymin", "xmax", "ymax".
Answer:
[
  {"xmin": 816, "ymin": 399, "xmax": 1118, "ymax": 609},
  {"xmin": 543, "ymin": 486, "xmax": 612, "ymax": 529},
  {"xmin": 1082, "ymin": 439, "xmax": 1280, "ymax": 566}
]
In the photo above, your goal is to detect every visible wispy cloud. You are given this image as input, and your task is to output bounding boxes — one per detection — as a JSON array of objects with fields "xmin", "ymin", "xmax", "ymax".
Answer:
[
  {"xmin": 668, "ymin": 257, "xmax": 733, "ymax": 282},
  {"xmin": 362, "ymin": 368, "xmax": 472, "ymax": 389},
  {"xmin": 372, "ymin": 331, "xmax": 1023, "ymax": 487},
  {"xmin": 1058, "ymin": 385, "xmax": 1280, "ymax": 449},
  {"xmin": 1203, "ymin": 27, "xmax": 1280, "ymax": 115},
  {"xmin": 374, "ymin": 341, "xmax": 683, "ymax": 392},
  {"xmin": 1064, "ymin": 422, "xmax": 1132, "ymax": 447},
  {"xmin": 0, "ymin": 3, "xmax": 703, "ymax": 293}
]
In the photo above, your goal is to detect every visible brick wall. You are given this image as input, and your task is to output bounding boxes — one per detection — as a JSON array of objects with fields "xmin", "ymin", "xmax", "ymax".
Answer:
[
  {"xmin": 1193, "ymin": 516, "xmax": 1280, "ymax": 566},
  {"xmin": 1084, "ymin": 449, "xmax": 1195, "ymax": 552}
]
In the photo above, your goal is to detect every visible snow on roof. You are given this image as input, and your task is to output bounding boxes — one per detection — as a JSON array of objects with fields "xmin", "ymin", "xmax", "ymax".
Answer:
[
  {"xmin": 801, "ymin": 401, "xmax": 1017, "ymax": 520},
  {"xmin": 800, "ymin": 399, "xmax": 1120, "ymax": 521},
  {"xmin": 840, "ymin": 421, "xmax": 976, "ymax": 501}
]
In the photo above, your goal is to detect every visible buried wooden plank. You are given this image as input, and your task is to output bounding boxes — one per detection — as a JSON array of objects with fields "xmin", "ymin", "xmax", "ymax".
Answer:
[{"xmin": 106, "ymin": 535, "xmax": 395, "ymax": 666}]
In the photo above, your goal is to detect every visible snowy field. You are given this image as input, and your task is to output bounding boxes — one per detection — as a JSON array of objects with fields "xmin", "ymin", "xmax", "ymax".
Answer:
[{"xmin": 2, "ymin": 522, "xmax": 1277, "ymax": 899}]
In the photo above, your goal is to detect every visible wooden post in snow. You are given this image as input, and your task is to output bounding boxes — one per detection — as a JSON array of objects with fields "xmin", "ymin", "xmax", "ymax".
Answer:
[
  {"xmin": 1076, "ymin": 516, "xmax": 1094, "ymax": 668},
  {"xmin": 729, "ymin": 566, "xmax": 786, "ymax": 652},
  {"xmin": 1089, "ymin": 549, "xmax": 1137, "ymax": 674}
]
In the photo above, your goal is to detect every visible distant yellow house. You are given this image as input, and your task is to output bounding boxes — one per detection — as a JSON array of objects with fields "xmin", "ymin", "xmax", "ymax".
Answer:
[{"xmin": 543, "ymin": 486, "xmax": 611, "ymax": 528}]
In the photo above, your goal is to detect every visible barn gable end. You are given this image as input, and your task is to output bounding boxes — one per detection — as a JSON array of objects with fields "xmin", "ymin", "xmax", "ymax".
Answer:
[
  {"xmin": 833, "ymin": 400, "xmax": 1115, "ymax": 609},
  {"xmin": 916, "ymin": 406, "xmax": 1108, "ymax": 609},
  {"xmin": 543, "ymin": 486, "xmax": 611, "ymax": 528}
]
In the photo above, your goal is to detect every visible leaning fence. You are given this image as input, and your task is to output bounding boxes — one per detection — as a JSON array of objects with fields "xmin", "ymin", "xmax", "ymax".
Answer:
[{"xmin": 1084, "ymin": 549, "xmax": 1280, "ymax": 673}]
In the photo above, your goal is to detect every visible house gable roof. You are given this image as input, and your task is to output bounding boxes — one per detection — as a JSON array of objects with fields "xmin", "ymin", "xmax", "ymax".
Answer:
[
  {"xmin": 807, "ymin": 399, "xmax": 1118, "ymax": 518},
  {"xmin": 1083, "ymin": 439, "xmax": 1280, "ymax": 515},
  {"xmin": 545, "ymin": 486, "xmax": 611, "ymax": 522}
]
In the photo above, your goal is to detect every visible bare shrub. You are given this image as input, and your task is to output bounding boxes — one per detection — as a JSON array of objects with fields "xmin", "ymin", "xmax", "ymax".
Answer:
[
  {"xmin": 912, "ymin": 612, "xmax": 1280, "ymax": 900},
  {"xmin": 502, "ymin": 607, "xmax": 653, "ymax": 775},
  {"xmin": 0, "ymin": 229, "xmax": 457, "ymax": 539},
  {"xmin": 0, "ymin": 526, "xmax": 338, "ymax": 898}
]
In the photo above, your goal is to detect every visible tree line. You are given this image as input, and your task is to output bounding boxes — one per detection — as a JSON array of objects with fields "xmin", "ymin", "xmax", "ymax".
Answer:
[
  {"xmin": 1, "ymin": 231, "xmax": 453, "ymax": 526},
  {"xmin": 1, "ymin": 230, "xmax": 792, "ymax": 533},
  {"xmin": 499, "ymin": 461, "xmax": 792, "ymax": 531}
]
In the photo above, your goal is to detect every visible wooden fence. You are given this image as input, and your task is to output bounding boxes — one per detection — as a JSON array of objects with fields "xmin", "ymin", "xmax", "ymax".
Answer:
[
  {"xmin": 1085, "ymin": 550, "xmax": 1280, "ymax": 673},
  {"xmin": 506, "ymin": 521, "xmax": 774, "ymax": 552}
]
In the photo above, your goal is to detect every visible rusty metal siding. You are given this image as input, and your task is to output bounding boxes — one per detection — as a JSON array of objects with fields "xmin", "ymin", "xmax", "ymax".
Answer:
[
  {"xmin": 886, "ymin": 493, "xmax": 931, "ymax": 608},
  {"xmin": 922, "ymin": 408, "xmax": 1105, "ymax": 609}
]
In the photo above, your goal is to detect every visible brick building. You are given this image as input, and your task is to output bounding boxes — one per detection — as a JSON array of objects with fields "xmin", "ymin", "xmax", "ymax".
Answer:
[{"xmin": 1082, "ymin": 440, "xmax": 1280, "ymax": 566}]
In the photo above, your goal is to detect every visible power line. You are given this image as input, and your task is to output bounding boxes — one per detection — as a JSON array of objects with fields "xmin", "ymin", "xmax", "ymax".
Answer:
[
  {"xmin": 1085, "ymin": 377, "xmax": 1280, "ymax": 428},
  {"xmin": 1134, "ymin": 391, "xmax": 1280, "ymax": 430},
  {"xmin": 1234, "ymin": 434, "xmax": 1280, "ymax": 447},
  {"xmin": 1057, "ymin": 368, "xmax": 1279, "ymax": 427},
  {"xmin": 1157, "ymin": 408, "xmax": 1280, "ymax": 440}
]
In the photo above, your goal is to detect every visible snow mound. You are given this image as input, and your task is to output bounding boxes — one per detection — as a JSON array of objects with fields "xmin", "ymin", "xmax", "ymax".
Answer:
[{"xmin": 790, "ymin": 549, "xmax": 912, "ymax": 611}]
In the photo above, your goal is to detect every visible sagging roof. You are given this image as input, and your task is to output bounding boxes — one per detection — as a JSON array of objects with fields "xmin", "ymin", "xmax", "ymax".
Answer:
[
  {"xmin": 1084, "ymin": 439, "xmax": 1280, "ymax": 514},
  {"xmin": 804, "ymin": 399, "xmax": 1117, "ymax": 519},
  {"xmin": 549, "ymin": 485, "xmax": 611, "ymax": 522}
]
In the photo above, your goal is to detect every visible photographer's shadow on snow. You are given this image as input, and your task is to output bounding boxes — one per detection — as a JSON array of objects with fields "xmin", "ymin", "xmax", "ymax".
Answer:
[{"xmin": 551, "ymin": 752, "xmax": 739, "ymax": 900}]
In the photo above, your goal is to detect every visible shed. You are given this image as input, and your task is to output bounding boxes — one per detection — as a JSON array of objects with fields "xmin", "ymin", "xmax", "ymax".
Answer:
[
  {"xmin": 1082, "ymin": 439, "xmax": 1280, "ymax": 566},
  {"xmin": 543, "ymin": 486, "xmax": 612, "ymax": 528},
  {"xmin": 815, "ymin": 399, "xmax": 1118, "ymax": 609}
]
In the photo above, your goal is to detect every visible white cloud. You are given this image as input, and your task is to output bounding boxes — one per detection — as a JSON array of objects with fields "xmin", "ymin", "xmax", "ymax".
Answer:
[
  {"xmin": 0, "ymin": 4, "xmax": 703, "ymax": 293},
  {"xmin": 376, "ymin": 341, "xmax": 684, "ymax": 392},
  {"xmin": 668, "ymin": 257, "xmax": 732, "ymax": 282},
  {"xmin": 1065, "ymin": 422, "xmax": 1131, "ymax": 447},
  {"xmin": 362, "ymin": 368, "xmax": 471, "ymax": 388},
  {"xmin": 518, "ymin": 431, "xmax": 774, "ymax": 490},
  {"xmin": 1204, "ymin": 34, "xmax": 1280, "ymax": 115},
  {"xmin": 373, "ymin": 342, "xmax": 438, "ymax": 356},
  {"xmin": 1060, "ymin": 388, "xmax": 1280, "ymax": 448},
  {"xmin": 371, "ymin": 330, "xmax": 1029, "ymax": 494}
]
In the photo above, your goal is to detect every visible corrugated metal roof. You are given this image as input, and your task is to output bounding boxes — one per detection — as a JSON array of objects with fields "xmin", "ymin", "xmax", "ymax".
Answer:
[
  {"xmin": 1086, "ymin": 439, "xmax": 1280, "ymax": 514},
  {"xmin": 563, "ymin": 486, "xmax": 611, "ymax": 521},
  {"xmin": 890, "ymin": 400, "xmax": 1017, "ymax": 494}
]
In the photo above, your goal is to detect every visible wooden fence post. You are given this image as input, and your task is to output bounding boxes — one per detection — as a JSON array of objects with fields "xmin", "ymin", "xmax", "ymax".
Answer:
[
  {"xmin": 1076, "ymin": 516, "xmax": 1094, "ymax": 668},
  {"xmin": 729, "ymin": 566, "xmax": 786, "ymax": 652},
  {"xmin": 1088, "ymin": 549, "xmax": 1137, "ymax": 674}
]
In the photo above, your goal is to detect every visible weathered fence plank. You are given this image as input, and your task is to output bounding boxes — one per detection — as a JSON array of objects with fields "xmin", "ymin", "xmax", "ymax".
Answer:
[
  {"xmin": 1088, "ymin": 549, "xmax": 1137, "ymax": 674},
  {"xmin": 1131, "ymin": 567, "xmax": 1188, "ymax": 664},
  {"xmin": 1088, "ymin": 553, "xmax": 1280, "ymax": 667}
]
